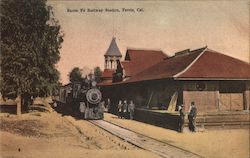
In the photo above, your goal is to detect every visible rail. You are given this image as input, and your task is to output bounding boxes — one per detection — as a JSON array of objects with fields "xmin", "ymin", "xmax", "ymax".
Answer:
[{"xmin": 89, "ymin": 120, "xmax": 204, "ymax": 158}]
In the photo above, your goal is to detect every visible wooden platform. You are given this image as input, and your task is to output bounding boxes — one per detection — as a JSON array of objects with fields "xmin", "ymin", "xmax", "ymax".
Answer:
[
  {"xmin": 134, "ymin": 108, "xmax": 250, "ymax": 130},
  {"xmin": 194, "ymin": 111, "xmax": 250, "ymax": 129}
]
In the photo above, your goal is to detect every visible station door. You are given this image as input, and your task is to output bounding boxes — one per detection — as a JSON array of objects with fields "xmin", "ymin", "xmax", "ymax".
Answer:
[{"xmin": 219, "ymin": 93, "xmax": 243, "ymax": 111}]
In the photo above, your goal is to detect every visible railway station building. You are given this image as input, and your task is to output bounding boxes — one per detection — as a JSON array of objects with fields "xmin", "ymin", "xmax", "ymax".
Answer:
[{"xmin": 99, "ymin": 46, "xmax": 250, "ymax": 114}]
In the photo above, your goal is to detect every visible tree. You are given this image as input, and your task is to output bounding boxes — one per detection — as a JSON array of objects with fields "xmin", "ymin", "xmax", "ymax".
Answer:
[
  {"xmin": 112, "ymin": 61, "xmax": 123, "ymax": 82},
  {"xmin": 94, "ymin": 67, "xmax": 102, "ymax": 83},
  {"xmin": 0, "ymin": 0, "xmax": 63, "ymax": 110},
  {"xmin": 68, "ymin": 67, "xmax": 83, "ymax": 83}
]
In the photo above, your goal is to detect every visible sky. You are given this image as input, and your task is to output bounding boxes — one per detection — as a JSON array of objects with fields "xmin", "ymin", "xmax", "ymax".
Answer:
[{"xmin": 48, "ymin": 0, "xmax": 250, "ymax": 84}]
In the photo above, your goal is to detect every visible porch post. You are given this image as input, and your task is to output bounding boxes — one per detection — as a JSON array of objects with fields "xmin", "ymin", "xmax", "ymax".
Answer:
[
  {"xmin": 243, "ymin": 90, "xmax": 249, "ymax": 111},
  {"xmin": 243, "ymin": 81, "xmax": 250, "ymax": 111},
  {"xmin": 216, "ymin": 90, "xmax": 220, "ymax": 111}
]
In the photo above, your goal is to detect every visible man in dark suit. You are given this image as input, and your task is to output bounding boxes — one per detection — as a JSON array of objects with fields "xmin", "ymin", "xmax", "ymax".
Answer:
[
  {"xmin": 188, "ymin": 102, "xmax": 197, "ymax": 132},
  {"xmin": 178, "ymin": 104, "xmax": 185, "ymax": 133}
]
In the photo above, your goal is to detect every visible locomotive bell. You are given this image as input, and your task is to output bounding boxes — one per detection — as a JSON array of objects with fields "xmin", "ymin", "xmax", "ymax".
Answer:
[{"xmin": 86, "ymin": 88, "xmax": 102, "ymax": 104}]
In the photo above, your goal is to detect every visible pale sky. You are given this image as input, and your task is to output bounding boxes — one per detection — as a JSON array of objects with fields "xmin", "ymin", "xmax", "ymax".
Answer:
[{"xmin": 48, "ymin": 0, "xmax": 250, "ymax": 84}]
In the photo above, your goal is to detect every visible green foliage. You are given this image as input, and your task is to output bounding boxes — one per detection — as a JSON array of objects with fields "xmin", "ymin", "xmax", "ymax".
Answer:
[
  {"xmin": 0, "ymin": 0, "xmax": 63, "ymax": 98},
  {"xmin": 94, "ymin": 66, "xmax": 102, "ymax": 83},
  {"xmin": 69, "ymin": 67, "xmax": 83, "ymax": 83}
]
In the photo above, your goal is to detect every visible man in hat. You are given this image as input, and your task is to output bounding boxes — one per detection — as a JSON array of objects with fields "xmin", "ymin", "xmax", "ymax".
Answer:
[
  {"xmin": 178, "ymin": 104, "xmax": 185, "ymax": 133},
  {"xmin": 188, "ymin": 102, "xmax": 197, "ymax": 132},
  {"xmin": 128, "ymin": 100, "xmax": 135, "ymax": 120},
  {"xmin": 117, "ymin": 100, "xmax": 123, "ymax": 118},
  {"xmin": 123, "ymin": 100, "xmax": 128, "ymax": 119},
  {"xmin": 79, "ymin": 102, "xmax": 86, "ymax": 119}
]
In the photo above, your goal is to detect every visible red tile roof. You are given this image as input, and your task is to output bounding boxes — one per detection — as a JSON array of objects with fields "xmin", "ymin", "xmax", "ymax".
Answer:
[
  {"xmin": 127, "ymin": 47, "xmax": 250, "ymax": 83},
  {"xmin": 177, "ymin": 49, "xmax": 250, "ymax": 79},
  {"xmin": 121, "ymin": 49, "xmax": 168, "ymax": 77},
  {"xmin": 101, "ymin": 69, "xmax": 115, "ymax": 78},
  {"xmin": 98, "ymin": 47, "xmax": 250, "ymax": 87},
  {"xmin": 126, "ymin": 47, "xmax": 204, "ymax": 83},
  {"xmin": 97, "ymin": 81, "xmax": 114, "ymax": 86}
]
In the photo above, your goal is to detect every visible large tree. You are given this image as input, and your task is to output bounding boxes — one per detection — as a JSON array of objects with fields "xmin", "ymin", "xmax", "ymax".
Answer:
[
  {"xmin": 94, "ymin": 66, "xmax": 102, "ymax": 83},
  {"xmin": 68, "ymin": 67, "xmax": 83, "ymax": 83},
  {"xmin": 0, "ymin": 0, "xmax": 63, "ymax": 109}
]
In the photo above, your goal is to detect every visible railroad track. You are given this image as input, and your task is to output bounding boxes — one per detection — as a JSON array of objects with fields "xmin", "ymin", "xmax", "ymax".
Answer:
[{"xmin": 89, "ymin": 120, "xmax": 204, "ymax": 158}]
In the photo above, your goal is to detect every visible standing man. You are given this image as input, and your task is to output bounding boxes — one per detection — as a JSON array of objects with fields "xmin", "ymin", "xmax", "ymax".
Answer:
[
  {"xmin": 79, "ymin": 102, "xmax": 86, "ymax": 119},
  {"xmin": 84, "ymin": 103, "xmax": 89, "ymax": 119},
  {"xmin": 53, "ymin": 101, "xmax": 57, "ymax": 109},
  {"xmin": 188, "ymin": 102, "xmax": 197, "ymax": 132},
  {"xmin": 117, "ymin": 100, "xmax": 123, "ymax": 118},
  {"xmin": 178, "ymin": 104, "xmax": 185, "ymax": 133},
  {"xmin": 98, "ymin": 101, "xmax": 105, "ymax": 119},
  {"xmin": 107, "ymin": 98, "xmax": 111, "ymax": 113},
  {"xmin": 123, "ymin": 100, "xmax": 128, "ymax": 119},
  {"xmin": 128, "ymin": 100, "xmax": 135, "ymax": 120}
]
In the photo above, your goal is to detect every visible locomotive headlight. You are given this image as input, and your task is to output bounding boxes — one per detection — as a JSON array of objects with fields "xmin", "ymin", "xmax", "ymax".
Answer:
[
  {"xmin": 91, "ymin": 81, "xmax": 97, "ymax": 87},
  {"xmin": 86, "ymin": 88, "xmax": 102, "ymax": 104}
]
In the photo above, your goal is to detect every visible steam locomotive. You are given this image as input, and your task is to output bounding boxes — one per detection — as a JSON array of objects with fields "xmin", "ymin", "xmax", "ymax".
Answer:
[{"xmin": 58, "ymin": 79, "xmax": 104, "ymax": 120}]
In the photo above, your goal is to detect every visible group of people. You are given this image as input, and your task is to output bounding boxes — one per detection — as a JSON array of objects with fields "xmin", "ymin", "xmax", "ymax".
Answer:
[
  {"xmin": 117, "ymin": 100, "xmax": 135, "ymax": 119},
  {"xmin": 178, "ymin": 101, "xmax": 197, "ymax": 133}
]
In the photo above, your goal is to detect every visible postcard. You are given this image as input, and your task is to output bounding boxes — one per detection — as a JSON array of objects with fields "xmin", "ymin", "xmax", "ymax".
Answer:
[{"xmin": 1, "ymin": 0, "xmax": 249, "ymax": 158}]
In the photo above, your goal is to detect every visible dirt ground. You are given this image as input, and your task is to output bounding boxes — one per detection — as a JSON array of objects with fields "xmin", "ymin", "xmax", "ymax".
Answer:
[
  {"xmin": 104, "ymin": 113, "xmax": 250, "ymax": 158},
  {"xmin": 0, "ymin": 112, "xmax": 160, "ymax": 158},
  {"xmin": 1, "ymin": 112, "xmax": 249, "ymax": 158}
]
